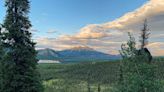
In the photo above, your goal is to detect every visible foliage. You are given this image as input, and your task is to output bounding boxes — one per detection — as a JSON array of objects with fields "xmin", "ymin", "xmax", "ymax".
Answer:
[
  {"xmin": 43, "ymin": 79, "xmax": 114, "ymax": 92},
  {"xmin": 0, "ymin": 25, "xmax": 4, "ymax": 90},
  {"xmin": 119, "ymin": 32, "xmax": 137, "ymax": 58},
  {"xmin": 116, "ymin": 32, "xmax": 163, "ymax": 92},
  {"xmin": 37, "ymin": 61, "xmax": 164, "ymax": 92},
  {"xmin": 0, "ymin": 0, "xmax": 43, "ymax": 92},
  {"xmin": 38, "ymin": 62, "xmax": 119, "ymax": 92},
  {"xmin": 38, "ymin": 62, "xmax": 120, "ymax": 83}
]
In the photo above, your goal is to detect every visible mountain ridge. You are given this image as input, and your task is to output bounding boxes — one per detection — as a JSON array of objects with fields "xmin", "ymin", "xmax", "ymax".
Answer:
[{"xmin": 37, "ymin": 47, "xmax": 121, "ymax": 63}]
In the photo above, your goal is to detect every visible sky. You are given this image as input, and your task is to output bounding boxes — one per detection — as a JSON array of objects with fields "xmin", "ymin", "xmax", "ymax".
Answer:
[{"xmin": 0, "ymin": 0, "xmax": 164, "ymax": 56}]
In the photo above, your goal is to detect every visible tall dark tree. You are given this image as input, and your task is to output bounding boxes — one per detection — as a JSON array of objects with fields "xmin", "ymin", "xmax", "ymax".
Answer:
[
  {"xmin": 0, "ymin": 25, "xmax": 4, "ymax": 90},
  {"xmin": 138, "ymin": 19, "xmax": 152, "ymax": 62},
  {"xmin": 139, "ymin": 19, "xmax": 150, "ymax": 49},
  {"xmin": 0, "ymin": 0, "xmax": 43, "ymax": 92}
]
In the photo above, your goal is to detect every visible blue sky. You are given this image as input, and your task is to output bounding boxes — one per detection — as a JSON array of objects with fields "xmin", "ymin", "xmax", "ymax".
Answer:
[
  {"xmin": 0, "ymin": 0, "xmax": 146, "ymax": 38},
  {"xmin": 1, "ymin": 0, "xmax": 164, "ymax": 56}
]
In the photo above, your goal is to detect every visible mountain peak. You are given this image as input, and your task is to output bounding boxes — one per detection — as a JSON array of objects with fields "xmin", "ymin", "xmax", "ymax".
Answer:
[
  {"xmin": 70, "ymin": 46, "xmax": 94, "ymax": 51},
  {"xmin": 44, "ymin": 48, "xmax": 53, "ymax": 51},
  {"xmin": 37, "ymin": 48, "xmax": 59, "ymax": 60},
  {"xmin": 37, "ymin": 47, "xmax": 121, "ymax": 62}
]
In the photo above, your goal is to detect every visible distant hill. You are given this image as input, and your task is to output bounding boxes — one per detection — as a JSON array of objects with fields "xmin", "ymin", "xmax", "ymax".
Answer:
[
  {"xmin": 37, "ymin": 48, "xmax": 59, "ymax": 60},
  {"xmin": 37, "ymin": 46, "xmax": 121, "ymax": 63},
  {"xmin": 58, "ymin": 46, "xmax": 121, "ymax": 62}
]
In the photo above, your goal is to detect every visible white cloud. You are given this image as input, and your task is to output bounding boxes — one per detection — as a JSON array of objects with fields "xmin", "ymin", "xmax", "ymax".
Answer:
[
  {"xmin": 103, "ymin": 0, "xmax": 164, "ymax": 29},
  {"xmin": 35, "ymin": 0, "xmax": 164, "ymax": 56},
  {"xmin": 60, "ymin": 24, "xmax": 123, "ymax": 40}
]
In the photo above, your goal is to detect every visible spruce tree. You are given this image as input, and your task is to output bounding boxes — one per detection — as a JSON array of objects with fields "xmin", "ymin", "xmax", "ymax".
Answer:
[
  {"xmin": 139, "ymin": 19, "xmax": 150, "ymax": 49},
  {"xmin": 0, "ymin": 0, "xmax": 43, "ymax": 92},
  {"xmin": 139, "ymin": 19, "xmax": 152, "ymax": 62},
  {"xmin": 0, "ymin": 25, "xmax": 5, "ymax": 90}
]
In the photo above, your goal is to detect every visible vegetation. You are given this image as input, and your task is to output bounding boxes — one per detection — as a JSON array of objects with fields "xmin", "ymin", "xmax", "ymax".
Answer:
[
  {"xmin": 117, "ymin": 33, "xmax": 161, "ymax": 92},
  {"xmin": 36, "ymin": 60, "xmax": 164, "ymax": 92},
  {"xmin": 37, "ymin": 62, "xmax": 119, "ymax": 92},
  {"xmin": 116, "ymin": 20, "xmax": 162, "ymax": 92},
  {"xmin": 0, "ymin": 0, "xmax": 43, "ymax": 92}
]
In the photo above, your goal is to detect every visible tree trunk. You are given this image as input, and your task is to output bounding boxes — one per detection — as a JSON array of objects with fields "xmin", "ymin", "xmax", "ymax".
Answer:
[
  {"xmin": 98, "ymin": 83, "xmax": 101, "ymax": 92},
  {"xmin": 87, "ymin": 81, "xmax": 91, "ymax": 92}
]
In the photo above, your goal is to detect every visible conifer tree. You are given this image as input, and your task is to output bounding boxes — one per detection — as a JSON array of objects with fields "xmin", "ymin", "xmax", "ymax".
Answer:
[
  {"xmin": 140, "ymin": 19, "xmax": 150, "ymax": 49},
  {"xmin": 139, "ymin": 19, "xmax": 152, "ymax": 62},
  {"xmin": 0, "ymin": 25, "xmax": 4, "ymax": 90},
  {"xmin": 0, "ymin": 0, "xmax": 43, "ymax": 92}
]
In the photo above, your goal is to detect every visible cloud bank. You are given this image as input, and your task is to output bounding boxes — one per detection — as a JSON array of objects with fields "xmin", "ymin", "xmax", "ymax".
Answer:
[{"xmin": 36, "ymin": 0, "xmax": 164, "ymax": 56}]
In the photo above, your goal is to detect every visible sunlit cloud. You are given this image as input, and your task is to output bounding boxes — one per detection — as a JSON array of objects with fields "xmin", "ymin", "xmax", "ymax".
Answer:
[
  {"xmin": 35, "ymin": 0, "xmax": 164, "ymax": 56},
  {"xmin": 148, "ymin": 42, "xmax": 164, "ymax": 56}
]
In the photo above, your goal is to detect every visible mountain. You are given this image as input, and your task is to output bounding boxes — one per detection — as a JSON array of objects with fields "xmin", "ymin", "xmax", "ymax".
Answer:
[
  {"xmin": 58, "ymin": 46, "xmax": 121, "ymax": 62},
  {"xmin": 37, "ymin": 47, "xmax": 121, "ymax": 63},
  {"xmin": 37, "ymin": 48, "xmax": 59, "ymax": 60}
]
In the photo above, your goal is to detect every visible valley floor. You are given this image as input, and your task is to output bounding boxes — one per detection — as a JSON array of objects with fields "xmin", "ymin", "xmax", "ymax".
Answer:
[{"xmin": 37, "ymin": 60, "xmax": 164, "ymax": 92}]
